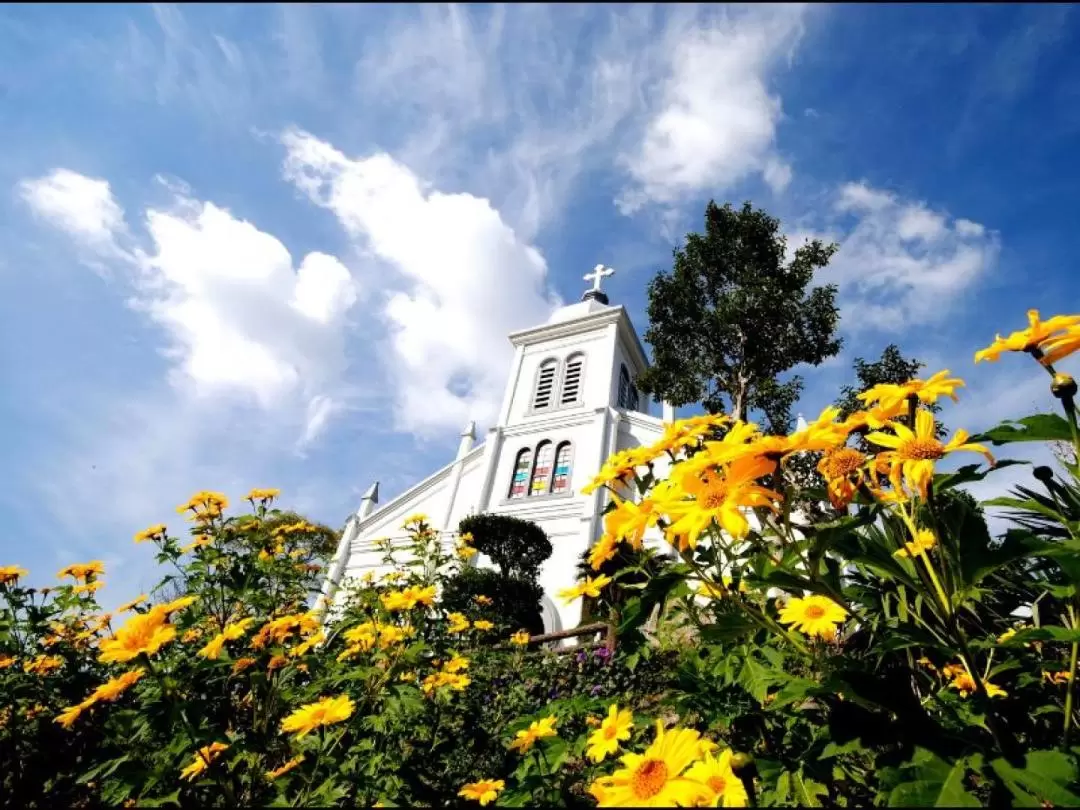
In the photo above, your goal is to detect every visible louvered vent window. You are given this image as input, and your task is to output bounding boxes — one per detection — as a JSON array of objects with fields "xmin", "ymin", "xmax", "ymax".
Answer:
[
  {"xmin": 560, "ymin": 355, "xmax": 584, "ymax": 405},
  {"xmin": 533, "ymin": 360, "xmax": 557, "ymax": 410},
  {"xmin": 617, "ymin": 365, "xmax": 631, "ymax": 408}
]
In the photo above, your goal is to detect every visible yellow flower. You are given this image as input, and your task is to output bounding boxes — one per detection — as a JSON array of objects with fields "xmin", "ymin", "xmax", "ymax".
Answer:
[
  {"xmin": 587, "ymin": 704, "xmax": 634, "ymax": 763},
  {"xmin": 180, "ymin": 536, "xmax": 213, "ymax": 554},
  {"xmin": 858, "ymin": 370, "xmax": 965, "ymax": 411},
  {"xmin": 777, "ymin": 595, "xmax": 848, "ymax": 639},
  {"xmin": 198, "ymin": 618, "xmax": 255, "ymax": 660},
  {"xmin": 55, "ymin": 700, "xmax": 94, "ymax": 730},
  {"xmin": 603, "ymin": 496, "xmax": 661, "ymax": 551},
  {"xmin": 280, "ymin": 695, "xmax": 355, "ymax": 738},
  {"xmin": 176, "ymin": 491, "xmax": 229, "ymax": 521},
  {"xmin": 246, "ymin": 487, "xmax": 281, "ymax": 502},
  {"xmin": 399, "ymin": 671, "xmax": 417, "ymax": 683},
  {"xmin": 685, "ymin": 749, "xmax": 749, "ymax": 807},
  {"xmin": 589, "ymin": 533, "xmax": 621, "ymax": 570},
  {"xmin": 456, "ymin": 543, "xmax": 478, "ymax": 560},
  {"xmin": 895, "ymin": 529, "xmax": 937, "ymax": 559},
  {"xmin": 23, "ymin": 654, "xmax": 65, "ymax": 675},
  {"xmin": 447, "ymin": 612, "xmax": 470, "ymax": 633},
  {"xmin": 265, "ymin": 754, "xmax": 304, "ymax": 781},
  {"xmin": 1040, "ymin": 326, "xmax": 1080, "ymax": 366},
  {"xmin": 381, "ymin": 590, "xmax": 413, "ymax": 612},
  {"xmin": 268, "ymin": 654, "xmax": 288, "ymax": 671},
  {"xmin": 866, "ymin": 410, "xmax": 994, "ymax": 498},
  {"xmin": 87, "ymin": 668, "xmax": 144, "ymax": 703},
  {"xmin": 232, "ymin": 657, "xmax": 257, "ymax": 674},
  {"xmin": 510, "ymin": 630, "xmax": 531, "ymax": 646},
  {"xmin": 458, "ymin": 779, "xmax": 505, "ymax": 806},
  {"xmin": 179, "ymin": 742, "xmax": 229, "ymax": 781},
  {"xmin": 975, "ymin": 310, "xmax": 1080, "ymax": 363},
  {"xmin": 1045, "ymin": 670, "xmax": 1071, "ymax": 686},
  {"xmin": 582, "ymin": 446, "xmax": 657, "ymax": 495},
  {"xmin": 950, "ymin": 672, "xmax": 1007, "ymax": 698},
  {"xmin": 474, "ymin": 594, "xmax": 493, "ymax": 606},
  {"xmin": 509, "ymin": 714, "xmax": 558, "ymax": 753},
  {"xmin": 558, "ymin": 574, "xmax": 613, "ymax": 605},
  {"xmin": 405, "ymin": 584, "xmax": 437, "ymax": 607},
  {"xmin": 817, "ymin": 447, "xmax": 867, "ymax": 509},
  {"xmin": 116, "ymin": 594, "xmax": 149, "ymax": 613},
  {"xmin": 99, "ymin": 610, "xmax": 177, "ymax": 663},
  {"xmin": 660, "ymin": 455, "xmax": 781, "ymax": 548},
  {"xmin": 0, "ymin": 565, "xmax": 29, "ymax": 585},
  {"xmin": 289, "ymin": 630, "xmax": 325, "ymax": 658},
  {"xmin": 250, "ymin": 612, "xmax": 319, "ymax": 650},
  {"xmin": 133, "ymin": 524, "xmax": 167, "ymax": 544},
  {"xmin": 181, "ymin": 628, "xmax": 203, "ymax": 643},
  {"xmin": 401, "ymin": 513, "xmax": 429, "ymax": 528},
  {"xmin": 72, "ymin": 581, "xmax": 104, "ymax": 595},
  {"xmin": 57, "ymin": 561, "xmax": 105, "ymax": 581},
  {"xmin": 590, "ymin": 720, "xmax": 711, "ymax": 807},
  {"xmin": 155, "ymin": 595, "xmax": 199, "ymax": 616},
  {"xmin": 443, "ymin": 655, "xmax": 470, "ymax": 673},
  {"xmin": 0, "ymin": 655, "xmax": 15, "ymax": 669},
  {"xmin": 473, "ymin": 620, "xmax": 495, "ymax": 632}
]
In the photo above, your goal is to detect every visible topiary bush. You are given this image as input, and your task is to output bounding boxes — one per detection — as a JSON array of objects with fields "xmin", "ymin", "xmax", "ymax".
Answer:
[
  {"xmin": 440, "ymin": 567, "xmax": 545, "ymax": 636},
  {"xmin": 457, "ymin": 514, "xmax": 552, "ymax": 582}
]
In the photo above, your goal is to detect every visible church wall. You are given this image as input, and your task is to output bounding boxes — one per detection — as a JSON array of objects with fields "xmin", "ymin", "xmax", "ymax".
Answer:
[
  {"xmin": 505, "ymin": 326, "xmax": 614, "ymax": 424},
  {"xmin": 611, "ymin": 334, "xmax": 653, "ymax": 417}
]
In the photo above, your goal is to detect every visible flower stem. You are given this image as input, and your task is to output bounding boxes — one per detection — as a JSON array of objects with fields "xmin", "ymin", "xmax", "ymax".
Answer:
[{"xmin": 1064, "ymin": 603, "xmax": 1080, "ymax": 749}]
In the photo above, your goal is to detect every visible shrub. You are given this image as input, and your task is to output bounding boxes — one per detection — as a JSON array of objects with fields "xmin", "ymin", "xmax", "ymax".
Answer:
[
  {"xmin": 441, "ymin": 567, "xmax": 545, "ymax": 636},
  {"xmin": 457, "ymin": 513, "xmax": 552, "ymax": 582}
]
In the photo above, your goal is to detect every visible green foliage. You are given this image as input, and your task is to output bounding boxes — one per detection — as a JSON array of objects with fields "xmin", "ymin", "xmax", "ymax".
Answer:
[
  {"xmin": 458, "ymin": 514, "xmax": 552, "ymax": 582},
  {"xmin": 636, "ymin": 200, "xmax": 842, "ymax": 433},
  {"xmin": 441, "ymin": 567, "xmax": 545, "ymax": 636}
]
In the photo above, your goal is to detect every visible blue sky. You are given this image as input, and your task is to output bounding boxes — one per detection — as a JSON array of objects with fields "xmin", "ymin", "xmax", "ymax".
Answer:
[{"xmin": 2, "ymin": 3, "xmax": 1078, "ymax": 608}]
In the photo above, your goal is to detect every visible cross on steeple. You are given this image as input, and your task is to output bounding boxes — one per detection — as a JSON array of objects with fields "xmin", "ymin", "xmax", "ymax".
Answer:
[{"xmin": 582, "ymin": 264, "xmax": 615, "ymax": 304}]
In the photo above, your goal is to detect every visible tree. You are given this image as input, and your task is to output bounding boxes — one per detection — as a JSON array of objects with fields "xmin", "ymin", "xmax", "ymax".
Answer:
[
  {"xmin": 833, "ymin": 344, "xmax": 942, "ymax": 453},
  {"xmin": 637, "ymin": 200, "xmax": 842, "ymax": 435},
  {"xmin": 456, "ymin": 514, "xmax": 552, "ymax": 582}
]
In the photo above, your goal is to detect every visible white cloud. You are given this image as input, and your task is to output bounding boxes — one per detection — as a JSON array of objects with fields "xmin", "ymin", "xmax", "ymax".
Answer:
[
  {"xmin": 617, "ymin": 6, "xmax": 807, "ymax": 213},
  {"xmin": 806, "ymin": 182, "xmax": 1000, "ymax": 331},
  {"xmin": 18, "ymin": 168, "xmax": 127, "ymax": 250},
  {"xmin": 281, "ymin": 129, "xmax": 559, "ymax": 435}
]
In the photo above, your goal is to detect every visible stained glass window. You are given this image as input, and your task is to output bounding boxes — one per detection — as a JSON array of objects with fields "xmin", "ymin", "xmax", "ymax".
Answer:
[
  {"xmin": 530, "ymin": 441, "xmax": 554, "ymax": 495},
  {"xmin": 509, "ymin": 447, "xmax": 532, "ymax": 499},
  {"xmin": 551, "ymin": 442, "xmax": 572, "ymax": 494}
]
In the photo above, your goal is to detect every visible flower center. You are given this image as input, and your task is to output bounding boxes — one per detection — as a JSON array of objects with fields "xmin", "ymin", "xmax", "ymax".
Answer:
[
  {"xmin": 805, "ymin": 605, "xmax": 826, "ymax": 620},
  {"xmin": 899, "ymin": 438, "xmax": 944, "ymax": 461},
  {"xmin": 823, "ymin": 448, "xmax": 864, "ymax": 478},
  {"xmin": 700, "ymin": 480, "xmax": 729, "ymax": 510},
  {"xmin": 603, "ymin": 724, "xmax": 619, "ymax": 740},
  {"xmin": 708, "ymin": 776, "xmax": 728, "ymax": 794},
  {"xmin": 632, "ymin": 759, "xmax": 669, "ymax": 799}
]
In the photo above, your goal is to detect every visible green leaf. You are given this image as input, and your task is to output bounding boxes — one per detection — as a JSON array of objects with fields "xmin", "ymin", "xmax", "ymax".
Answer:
[
  {"xmin": 989, "ymin": 750, "xmax": 1080, "ymax": 807},
  {"xmin": 1010, "ymin": 626, "xmax": 1080, "ymax": 644},
  {"xmin": 792, "ymin": 771, "xmax": 828, "ymax": 807},
  {"xmin": 698, "ymin": 611, "xmax": 759, "ymax": 644},
  {"xmin": 887, "ymin": 749, "xmax": 979, "ymax": 807},
  {"xmin": 737, "ymin": 657, "xmax": 772, "ymax": 704},
  {"xmin": 139, "ymin": 790, "xmax": 181, "ymax": 808},
  {"xmin": 977, "ymin": 414, "xmax": 1075, "ymax": 445}
]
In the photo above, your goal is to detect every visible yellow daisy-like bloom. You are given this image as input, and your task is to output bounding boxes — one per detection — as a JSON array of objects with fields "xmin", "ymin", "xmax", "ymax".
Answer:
[
  {"xmin": 817, "ymin": 447, "xmax": 867, "ymax": 509},
  {"xmin": 87, "ymin": 668, "xmax": 144, "ymax": 703},
  {"xmin": 1040, "ymin": 325, "xmax": 1080, "ymax": 366},
  {"xmin": 660, "ymin": 455, "xmax": 781, "ymax": 549},
  {"xmin": 401, "ymin": 513, "xmax": 429, "ymax": 528},
  {"xmin": 975, "ymin": 310, "xmax": 1080, "ymax": 363},
  {"xmin": 405, "ymin": 584, "xmax": 437, "ymax": 607},
  {"xmin": 250, "ymin": 612, "xmax": 319, "ymax": 650},
  {"xmin": 155, "ymin": 595, "xmax": 199, "ymax": 616},
  {"xmin": 589, "ymin": 533, "xmax": 621, "ymax": 570},
  {"xmin": 473, "ymin": 594, "xmax": 493, "ymax": 606},
  {"xmin": 582, "ymin": 446, "xmax": 657, "ymax": 495},
  {"xmin": 509, "ymin": 714, "xmax": 558, "ymax": 753},
  {"xmin": 558, "ymin": 574, "xmax": 614, "ymax": 605},
  {"xmin": 266, "ymin": 754, "xmax": 304, "ymax": 781},
  {"xmin": 399, "ymin": 671, "xmax": 417, "ymax": 683},
  {"xmin": 280, "ymin": 694, "xmax": 355, "ymax": 738},
  {"xmin": 133, "ymin": 524, "xmax": 167, "ymax": 544},
  {"xmin": 587, "ymin": 703, "xmax": 634, "ymax": 763},
  {"xmin": 54, "ymin": 700, "xmax": 94, "ymax": 730},
  {"xmin": 685, "ymin": 749, "xmax": 749, "ymax": 807},
  {"xmin": 116, "ymin": 594, "xmax": 149, "ymax": 613},
  {"xmin": 268, "ymin": 654, "xmax": 288, "ymax": 672},
  {"xmin": 198, "ymin": 617, "xmax": 255, "ymax": 660},
  {"xmin": 57, "ymin": 561, "xmax": 105, "ymax": 581},
  {"xmin": 99, "ymin": 610, "xmax": 177, "ymax": 663},
  {"xmin": 591, "ymin": 720, "xmax": 711, "ymax": 807},
  {"xmin": 604, "ymin": 496, "xmax": 661, "ymax": 551},
  {"xmin": 447, "ymin": 612, "xmax": 471, "ymax": 633},
  {"xmin": 753, "ymin": 407, "xmax": 851, "ymax": 460},
  {"xmin": 381, "ymin": 590, "xmax": 414, "ymax": 612},
  {"xmin": 24, "ymin": 654, "xmax": 65, "ymax": 675},
  {"xmin": 179, "ymin": 742, "xmax": 229, "ymax": 781},
  {"xmin": 866, "ymin": 410, "xmax": 994, "ymax": 498},
  {"xmin": 0, "ymin": 565, "xmax": 28, "ymax": 585},
  {"xmin": 950, "ymin": 672, "xmax": 1007, "ymax": 699},
  {"xmin": 895, "ymin": 529, "xmax": 937, "ymax": 559},
  {"xmin": 72, "ymin": 581, "xmax": 104, "ymax": 595},
  {"xmin": 1044, "ymin": 670, "xmax": 1071, "ymax": 686},
  {"xmin": 180, "ymin": 536, "xmax": 213, "ymax": 554},
  {"xmin": 232, "ymin": 657, "xmax": 257, "ymax": 674},
  {"xmin": 443, "ymin": 655, "xmax": 470, "ymax": 673},
  {"xmin": 777, "ymin": 595, "xmax": 848, "ymax": 639},
  {"xmin": 510, "ymin": 630, "xmax": 531, "ymax": 646},
  {"xmin": 421, "ymin": 671, "xmax": 472, "ymax": 694},
  {"xmin": 858, "ymin": 370, "xmax": 965, "ymax": 411},
  {"xmin": 176, "ymin": 491, "xmax": 229, "ymax": 521},
  {"xmin": 456, "ymin": 543, "xmax": 478, "ymax": 560},
  {"xmin": 289, "ymin": 630, "xmax": 325, "ymax": 658},
  {"xmin": 0, "ymin": 655, "xmax": 16, "ymax": 669},
  {"xmin": 458, "ymin": 779, "xmax": 505, "ymax": 806},
  {"xmin": 473, "ymin": 620, "xmax": 495, "ymax": 631},
  {"xmin": 246, "ymin": 487, "xmax": 281, "ymax": 501},
  {"xmin": 181, "ymin": 628, "xmax": 203, "ymax": 644}
]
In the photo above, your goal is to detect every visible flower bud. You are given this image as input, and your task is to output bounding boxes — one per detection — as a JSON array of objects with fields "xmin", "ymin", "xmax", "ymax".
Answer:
[
  {"xmin": 731, "ymin": 752, "xmax": 754, "ymax": 772},
  {"xmin": 1034, "ymin": 466, "xmax": 1055, "ymax": 484},
  {"xmin": 1051, "ymin": 373, "xmax": 1077, "ymax": 400}
]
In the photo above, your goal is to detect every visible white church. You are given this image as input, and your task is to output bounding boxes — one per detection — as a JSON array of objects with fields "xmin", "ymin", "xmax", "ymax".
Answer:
[{"xmin": 317, "ymin": 266, "xmax": 680, "ymax": 634}]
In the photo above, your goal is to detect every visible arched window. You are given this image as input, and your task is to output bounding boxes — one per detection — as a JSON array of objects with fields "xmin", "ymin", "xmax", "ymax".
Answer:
[
  {"xmin": 508, "ymin": 447, "xmax": 533, "ymax": 499},
  {"xmin": 628, "ymin": 384, "xmax": 640, "ymax": 412},
  {"xmin": 617, "ymin": 365, "xmax": 631, "ymax": 408},
  {"xmin": 550, "ymin": 441, "xmax": 573, "ymax": 494},
  {"xmin": 530, "ymin": 441, "xmax": 554, "ymax": 496},
  {"xmin": 533, "ymin": 359, "xmax": 558, "ymax": 410},
  {"xmin": 560, "ymin": 353, "xmax": 585, "ymax": 405}
]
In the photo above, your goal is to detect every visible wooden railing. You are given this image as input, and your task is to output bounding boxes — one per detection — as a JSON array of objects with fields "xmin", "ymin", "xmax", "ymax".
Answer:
[{"xmin": 521, "ymin": 622, "xmax": 615, "ymax": 655}]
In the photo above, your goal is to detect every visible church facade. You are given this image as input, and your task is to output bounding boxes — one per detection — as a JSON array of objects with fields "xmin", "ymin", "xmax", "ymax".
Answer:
[{"xmin": 317, "ymin": 269, "xmax": 677, "ymax": 633}]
